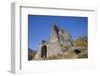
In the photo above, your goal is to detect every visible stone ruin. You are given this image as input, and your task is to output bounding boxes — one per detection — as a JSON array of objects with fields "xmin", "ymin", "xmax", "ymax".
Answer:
[{"xmin": 34, "ymin": 24, "xmax": 75, "ymax": 59}]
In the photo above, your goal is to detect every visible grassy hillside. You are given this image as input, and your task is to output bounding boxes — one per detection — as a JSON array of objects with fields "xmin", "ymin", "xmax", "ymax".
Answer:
[{"xmin": 28, "ymin": 48, "xmax": 37, "ymax": 60}]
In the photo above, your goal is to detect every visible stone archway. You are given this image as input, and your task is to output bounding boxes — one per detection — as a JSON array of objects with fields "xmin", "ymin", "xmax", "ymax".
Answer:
[{"xmin": 41, "ymin": 45, "xmax": 47, "ymax": 58}]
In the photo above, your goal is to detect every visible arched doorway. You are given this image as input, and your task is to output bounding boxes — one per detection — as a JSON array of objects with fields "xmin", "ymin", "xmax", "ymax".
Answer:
[{"xmin": 41, "ymin": 45, "xmax": 47, "ymax": 58}]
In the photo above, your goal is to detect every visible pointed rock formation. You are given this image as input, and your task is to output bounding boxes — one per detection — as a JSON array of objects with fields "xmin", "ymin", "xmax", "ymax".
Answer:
[
  {"xmin": 34, "ymin": 24, "xmax": 73, "ymax": 59},
  {"xmin": 49, "ymin": 25, "xmax": 59, "ymax": 42}
]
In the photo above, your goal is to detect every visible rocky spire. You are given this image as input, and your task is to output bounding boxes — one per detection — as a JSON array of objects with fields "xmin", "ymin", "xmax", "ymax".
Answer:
[
  {"xmin": 49, "ymin": 25, "xmax": 59, "ymax": 42},
  {"xmin": 53, "ymin": 25, "xmax": 59, "ymax": 34}
]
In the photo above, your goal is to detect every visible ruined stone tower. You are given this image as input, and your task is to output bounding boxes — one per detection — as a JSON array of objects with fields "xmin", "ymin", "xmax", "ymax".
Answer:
[{"xmin": 35, "ymin": 25, "xmax": 73, "ymax": 59}]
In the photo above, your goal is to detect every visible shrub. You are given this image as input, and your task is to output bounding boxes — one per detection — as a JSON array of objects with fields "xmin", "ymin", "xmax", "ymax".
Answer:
[
  {"xmin": 28, "ymin": 51, "xmax": 37, "ymax": 60},
  {"xmin": 78, "ymin": 53, "xmax": 88, "ymax": 58},
  {"xmin": 74, "ymin": 36, "xmax": 88, "ymax": 49}
]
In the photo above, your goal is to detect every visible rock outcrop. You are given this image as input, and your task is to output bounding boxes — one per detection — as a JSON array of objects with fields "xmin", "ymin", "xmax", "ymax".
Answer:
[{"xmin": 34, "ymin": 25, "xmax": 73, "ymax": 59}]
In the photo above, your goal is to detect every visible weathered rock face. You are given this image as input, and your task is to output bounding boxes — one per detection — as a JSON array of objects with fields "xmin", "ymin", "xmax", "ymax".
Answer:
[{"xmin": 34, "ymin": 25, "xmax": 73, "ymax": 59}]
